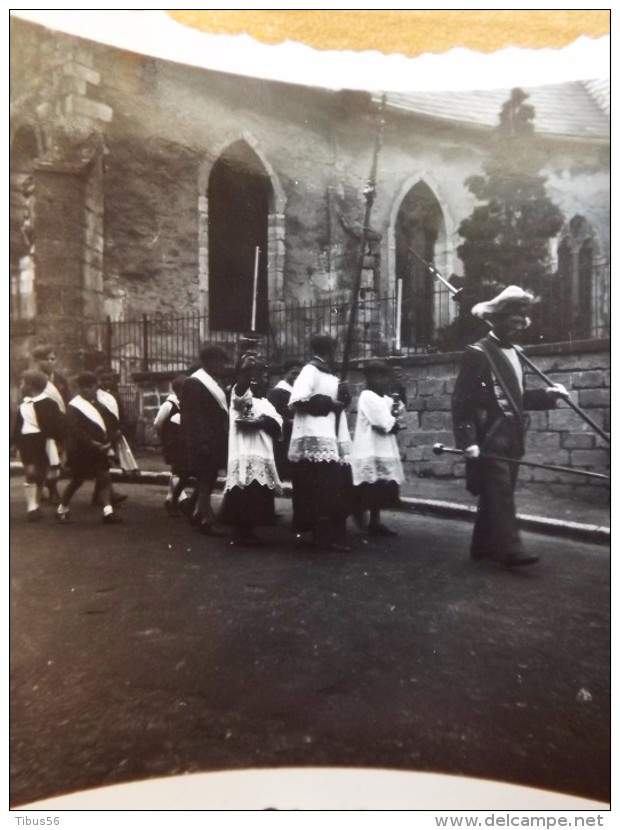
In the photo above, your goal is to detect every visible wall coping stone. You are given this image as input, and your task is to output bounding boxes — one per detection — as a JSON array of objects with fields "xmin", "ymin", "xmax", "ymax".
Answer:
[{"xmin": 347, "ymin": 339, "xmax": 610, "ymax": 370}]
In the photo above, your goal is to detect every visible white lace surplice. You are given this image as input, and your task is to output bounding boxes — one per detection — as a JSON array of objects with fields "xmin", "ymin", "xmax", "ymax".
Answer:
[
  {"xmin": 352, "ymin": 390, "xmax": 405, "ymax": 486},
  {"xmin": 287, "ymin": 363, "xmax": 352, "ymax": 464},
  {"xmin": 224, "ymin": 389, "xmax": 283, "ymax": 493}
]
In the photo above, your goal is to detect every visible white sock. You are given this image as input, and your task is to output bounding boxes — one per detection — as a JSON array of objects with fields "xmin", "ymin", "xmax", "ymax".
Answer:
[
  {"xmin": 103, "ymin": 505, "xmax": 113, "ymax": 516},
  {"xmin": 24, "ymin": 483, "xmax": 38, "ymax": 512},
  {"xmin": 57, "ymin": 504, "xmax": 69, "ymax": 515},
  {"xmin": 166, "ymin": 478, "xmax": 176, "ymax": 502}
]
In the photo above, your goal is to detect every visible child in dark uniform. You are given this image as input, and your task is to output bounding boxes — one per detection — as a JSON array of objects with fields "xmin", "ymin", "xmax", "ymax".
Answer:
[
  {"xmin": 154, "ymin": 375, "xmax": 192, "ymax": 516},
  {"xmin": 56, "ymin": 372, "xmax": 123, "ymax": 525},
  {"xmin": 11, "ymin": 370, "xmax": 65, "ymax": 521}
]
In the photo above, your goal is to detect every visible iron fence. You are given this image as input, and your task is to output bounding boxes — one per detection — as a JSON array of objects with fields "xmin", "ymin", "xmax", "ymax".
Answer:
[
  {"xmin": 88, "ymin": 294, "xmax": 442, "ymax": 380},
  {"xmin": 88, "ymin": 283, "xmax": 609, "ymax": 382}
]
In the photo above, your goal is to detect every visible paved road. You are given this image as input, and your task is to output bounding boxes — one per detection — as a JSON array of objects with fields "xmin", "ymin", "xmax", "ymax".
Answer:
[{"xmin": 9, "ymin": 480, "xmax": 610, "ymax": 806}]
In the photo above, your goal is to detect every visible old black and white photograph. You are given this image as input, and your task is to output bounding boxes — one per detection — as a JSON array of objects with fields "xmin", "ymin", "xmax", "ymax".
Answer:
[{"xmin": 8, "ymin": 10, "xmax": 610, "ymax": 814}]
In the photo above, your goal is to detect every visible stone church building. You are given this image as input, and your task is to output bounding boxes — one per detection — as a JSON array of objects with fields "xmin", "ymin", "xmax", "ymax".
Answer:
[{"xmin": 9, "ymin": 17, "xmax": 610, "ymax": 481}]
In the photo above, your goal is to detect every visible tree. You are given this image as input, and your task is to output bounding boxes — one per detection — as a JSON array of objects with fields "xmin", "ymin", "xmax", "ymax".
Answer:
[{"xmin": 438, "ymin": 88, "xmax": 565, "ymax": 350}]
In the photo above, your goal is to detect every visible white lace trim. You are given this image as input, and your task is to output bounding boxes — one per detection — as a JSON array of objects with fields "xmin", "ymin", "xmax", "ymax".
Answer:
[
  {"xmin": 352, "ymin": 456, "xmax": 405, "ymax": 485},
  {"xmin": 224, "ymin": 456, "xmax": 282, "ymax": 493},
  {"xmin": 289, "ymin": 435, "xmax": 351, "ymax": 464}
]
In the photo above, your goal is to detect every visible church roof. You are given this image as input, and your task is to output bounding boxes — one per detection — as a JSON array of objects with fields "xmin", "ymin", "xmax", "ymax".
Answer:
[{"xmin": 382, "ymin": 80, "xmax": 609, "ymax": 140}]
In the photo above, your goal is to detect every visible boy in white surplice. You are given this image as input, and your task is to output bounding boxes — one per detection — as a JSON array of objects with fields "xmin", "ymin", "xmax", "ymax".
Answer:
[
  {"xmin": 288, "ymin": 332, "xmax": 353, "ymax": 550},
  {"xmin": 219, "ymin": 354, "xmax": 283, "ymax": 546},
  {"xmin": 352, "ymin": 361, "xmax": 405, "ymax": 536}
]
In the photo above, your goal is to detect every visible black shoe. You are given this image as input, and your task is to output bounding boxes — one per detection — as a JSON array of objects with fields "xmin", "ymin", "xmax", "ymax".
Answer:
[
  {"xmin": 502, "ymin": 553, "xmax": 540, "ymax": 567},
  {"xmin": 178, "ymin": 498, "xmax": 194, "ymax": 517},
  {"xmin": 102, "ymin": 512, "xmax": 123, "ymax": 525},
  {"xmin": 55, "ymin": 511, "xmax": 72, "ymax": 524},
  {"xmin": 27, "ymin": 508, "xmax": 43, "ymax": 522},
  {"xmin": 368, "ymin": 523, "xmax": 398, "ymax": 537}
]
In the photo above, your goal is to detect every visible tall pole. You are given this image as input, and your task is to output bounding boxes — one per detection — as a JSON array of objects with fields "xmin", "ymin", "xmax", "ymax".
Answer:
[
  {"xmin": 395, "ymin": 277, "xmax": 403, "ymax": 353},
  {"xmin": 251, "ymin": 245, "xmax": 260, "ymax": 332},
  {"xmin": 432, "ymin": 443, "xmax": 609, "ymax": 481},
  {"xmin": 340, "ymin": 94, "xmax": 387, "ymax": 381}
]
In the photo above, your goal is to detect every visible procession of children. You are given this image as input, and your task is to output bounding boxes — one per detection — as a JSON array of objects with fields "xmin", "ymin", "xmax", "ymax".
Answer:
[
  {"xmin": 11, "ymin": 334, "xmax": 406, "ymax": 550},
  {"xmin": 13, "ymin": 286, "xmax": 569, "ymax": 567}
]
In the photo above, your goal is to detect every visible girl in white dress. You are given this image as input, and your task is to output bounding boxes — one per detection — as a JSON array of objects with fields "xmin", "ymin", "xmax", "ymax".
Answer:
[{"xmin": 352, "ymin": 361, "xmax": 405, "ymax": 536}]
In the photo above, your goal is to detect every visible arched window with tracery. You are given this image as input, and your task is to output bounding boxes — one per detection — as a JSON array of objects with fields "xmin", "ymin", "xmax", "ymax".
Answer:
[
  {"xmin": 395, "ymin": 180, "xmax": 449, "ymax": 346},
  {"xmin": 555, "ymin": 216, "xmax": 608, "ymax": 340}
]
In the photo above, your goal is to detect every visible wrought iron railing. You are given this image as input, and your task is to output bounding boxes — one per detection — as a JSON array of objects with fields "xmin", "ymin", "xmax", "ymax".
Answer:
[
  {"xmin": 87, "ymin": 293, "xmax": 441, "ymax": 381},
  {"xmin": 87, "ymin": 283, "xmax": 609, "ymax": 383}
]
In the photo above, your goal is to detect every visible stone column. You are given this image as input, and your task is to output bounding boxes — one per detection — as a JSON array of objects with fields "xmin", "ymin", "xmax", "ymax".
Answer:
[{"xmin": 33, "ymin": 153, "xmax": 105, "ymax": 373}]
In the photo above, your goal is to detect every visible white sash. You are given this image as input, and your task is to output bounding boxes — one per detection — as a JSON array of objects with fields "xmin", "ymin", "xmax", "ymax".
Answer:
[
  {"xmin": 116, "ymin": 434, "xmax": 140, "ymax": 473},
  {"xmin": 45, "ymin": 380, "xmax": 66, "ymax": 414},
  {"xmin": 96, "ymin": 389, "xmax": 120, "ymax": 420},
  {"xmin": 191, "ymin": 368, "xmax": 228, "ymax": 412},
  {"xmin": 69, "ymin": 396, "xmax": 107, "ymax": 435},
  {"xmin": 20, "ymin": 393, "xmax": 47, "ymax": 434}
]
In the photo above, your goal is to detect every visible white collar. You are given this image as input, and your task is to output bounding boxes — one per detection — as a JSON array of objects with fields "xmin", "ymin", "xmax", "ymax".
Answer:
[{"xmin": 22, "ymin": 393, "xmax": 47, "ymax": 404}]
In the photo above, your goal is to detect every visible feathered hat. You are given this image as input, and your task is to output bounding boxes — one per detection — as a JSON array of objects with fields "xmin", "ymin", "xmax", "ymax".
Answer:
[{"xmin": 471, "ymin": 285, "xmax": 537, "ymax": 319}]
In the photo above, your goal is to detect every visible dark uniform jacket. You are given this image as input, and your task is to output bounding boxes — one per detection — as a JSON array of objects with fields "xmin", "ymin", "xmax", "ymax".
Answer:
[
  {"xmin": 452, "ymin": 334, "xmax": 553, "ymax": 456},
  {"xmin": 65, "ymin": 398, "xmax": 117, "ymax": 478},
  {"xmin": 180, "ymin": 374, "xmax": 229, "ymax": 473},
  {"xmin": 11, "ymin": 396, "xmax": 66, "ymax": 450}
]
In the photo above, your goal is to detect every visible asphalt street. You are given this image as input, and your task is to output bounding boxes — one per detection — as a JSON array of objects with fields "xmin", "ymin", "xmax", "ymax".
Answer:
[{"xmin": 9, "ymin": 480, "xmax": 610, "ymax": 807}]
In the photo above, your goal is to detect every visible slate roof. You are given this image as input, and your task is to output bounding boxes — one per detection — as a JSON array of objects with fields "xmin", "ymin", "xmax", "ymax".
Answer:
[{"xmin": 381, "ymin": 80, "xmax": 609, "ymax": 140}]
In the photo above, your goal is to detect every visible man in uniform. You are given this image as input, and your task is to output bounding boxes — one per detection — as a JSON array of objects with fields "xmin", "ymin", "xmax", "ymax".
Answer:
[{"xmin": 451, "ymin": 286, "xmax": 569, "ymax": 567}]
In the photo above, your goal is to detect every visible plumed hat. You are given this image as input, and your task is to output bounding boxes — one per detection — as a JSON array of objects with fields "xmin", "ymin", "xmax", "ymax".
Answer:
[{"xmin": 471, "ymin": 285, "xmax": 536, "ymax": 319}]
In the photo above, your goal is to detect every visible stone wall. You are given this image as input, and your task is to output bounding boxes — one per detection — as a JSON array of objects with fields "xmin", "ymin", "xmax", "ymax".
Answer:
[{"xmin": 131, "ymin": 341, "xmax": 610, "ymax": 496}]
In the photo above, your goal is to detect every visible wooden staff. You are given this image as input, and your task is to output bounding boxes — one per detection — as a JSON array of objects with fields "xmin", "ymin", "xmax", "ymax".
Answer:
[
  {"xmin": 340, "ymin": 94, "xmax": 387, "ymax": 381},
  {"xmin": 409, "ymin": 247, "xmax": 610, "ymax": 446},
  {"xmin": 433, "ymin": 443, "xmax": 609, "ymax": 482},
  {"xmin": 251, "ymin": 245, "xmax": 260, "ymax": 331}
]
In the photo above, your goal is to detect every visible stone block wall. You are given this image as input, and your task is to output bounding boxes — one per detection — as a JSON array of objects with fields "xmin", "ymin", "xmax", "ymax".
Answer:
[{"xmin": 132, "ymin": 376, "xmax": 177, "ymax": 447}]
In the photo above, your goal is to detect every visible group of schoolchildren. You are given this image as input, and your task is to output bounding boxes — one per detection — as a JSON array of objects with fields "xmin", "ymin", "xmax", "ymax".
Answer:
[
  {"xmin": 152, "ymin": 334, "xmax": 405, "ymax": 549},
  {"xmin": 11, "ymin": 345, "xmax": 137, "ymax": 526}
]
